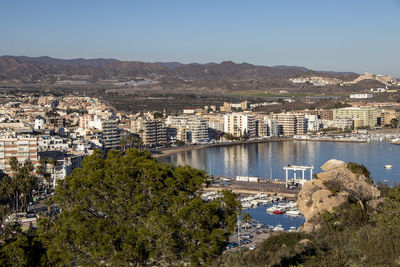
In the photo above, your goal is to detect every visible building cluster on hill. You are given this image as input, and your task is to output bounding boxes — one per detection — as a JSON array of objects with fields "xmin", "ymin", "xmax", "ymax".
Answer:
[{"xmin": 0, "ymin": 93, "xmax": 399, "ymax": 188}]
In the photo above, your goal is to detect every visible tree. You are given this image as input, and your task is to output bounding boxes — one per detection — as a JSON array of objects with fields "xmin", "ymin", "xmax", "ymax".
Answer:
[
  {"xmin": 48, "ymin": 158, "xmax": 58, "ymax": 189},
  {"xmin": 120, "ymin": 134, "xmax": 142, "ymax": 152},
  {"xmin": 242, "ymin": 212, "xmax": 252, "ymax": 232},
  {"xmin": 4, "ymin": 158, "xmax": 38, "ymax": 212},
  {"xmin": 41, "ymin": 148, "xmax": 241, "ymax": 266},
  {"xmin": 390, "ymin": 118, "xmax": 399, "ymax": 128}
]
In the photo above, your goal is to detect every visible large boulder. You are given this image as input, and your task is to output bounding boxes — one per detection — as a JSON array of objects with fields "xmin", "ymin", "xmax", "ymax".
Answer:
[{"xmin": 297, "ymin": 159, "xmax": 380, "ymax": 232}]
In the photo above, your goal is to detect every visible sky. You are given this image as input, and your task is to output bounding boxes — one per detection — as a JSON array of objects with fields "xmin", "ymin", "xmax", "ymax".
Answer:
[{"xmin": 0, "ymin": 0, "xmax": 399, "ymax": 76}]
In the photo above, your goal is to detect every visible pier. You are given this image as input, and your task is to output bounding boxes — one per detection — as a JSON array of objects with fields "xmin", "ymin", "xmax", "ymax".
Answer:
[{"xmin": 206, "ymin": 176, "xmax": 300, "ymax": 199}]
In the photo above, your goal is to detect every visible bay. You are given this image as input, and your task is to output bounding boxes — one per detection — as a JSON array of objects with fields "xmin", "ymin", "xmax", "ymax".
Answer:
[{"xmin": 159, "ymin": 140, "xmax": 400, "ymax": 184}]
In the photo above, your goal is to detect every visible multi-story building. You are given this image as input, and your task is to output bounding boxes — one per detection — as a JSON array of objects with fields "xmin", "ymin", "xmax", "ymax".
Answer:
[
  {"xmin": 302, "ymin": 109, "xmax": 334, "ymax": 120},
  {"xmin": 166, "ymin": 115, "xmax": 208, "ymax": 143},
  {"xmin": 224, "ymin": 113, "xmax": 256, "ymax": 137},
  {"xmin": 186, "ymin": 117, "xmax": 208, "ymax": 143},
  {"xmin": 101, "ymin": 120, "xmax": 121, "ymax": 150},
  {"xmin": 277, "ymin": 113, "xmax": 306, "ymax": 136},
  {"xmin": 139, "ymin": 120, "xmax": 167, "ymax": 146},
  {"xmin": 305, "ymin": 114, "xmax": 320, "ymax": 132},
  {"xmin": 38, "ymin": 136, "xmax": 69, "ymax": 151},
  {"xmin": 333, "ymin": 107, "xmax": 377, "ymax": 128},
  {"xmin": 265, "ymin": 117, "xmax": 279, "ymax": 137},
  {"xmin": 379, "ymin": 109, "xmax": 398, "ymax": 126},
  {"xmin": 79, "ymin": 114, "xmax": 94, "ymax": 130},
  {"xmin": 0, "ymin": 137, "xmax": 38, "ymax": 174},
  {"xmin": 322, "ymin": 118, "xmax": 354, "ymax": 130}
]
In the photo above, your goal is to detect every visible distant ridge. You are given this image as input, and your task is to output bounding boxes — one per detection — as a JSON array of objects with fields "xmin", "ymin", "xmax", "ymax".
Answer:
[
  {"xmin": 1, "ymin": 55, "xmax": 119, "ymax": 67},
  {"xmin": 0, "ymin": 55, "xmax": 361, "ymax": 86}
]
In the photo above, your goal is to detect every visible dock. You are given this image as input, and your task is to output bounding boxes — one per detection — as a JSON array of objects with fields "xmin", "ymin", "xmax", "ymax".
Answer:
[{"xmin": 206, "ymin": 176, "xmax": 300, "ymax": 199}]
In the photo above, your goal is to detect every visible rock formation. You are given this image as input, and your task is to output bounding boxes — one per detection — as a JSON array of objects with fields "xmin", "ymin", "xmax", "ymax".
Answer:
[{"xmin": 297, "ymin": 159, "xmax": 380, "ymax": 232}]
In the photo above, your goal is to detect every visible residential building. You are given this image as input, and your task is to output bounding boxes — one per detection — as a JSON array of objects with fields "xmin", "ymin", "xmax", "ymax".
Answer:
[
  {"xmin": 333, "ymin": 107, "xmax": 377, "ymax": 128},
  {"xmin": 0, "ymin": 137, "xmax": 38, "ymax": 174},
  {"xmin": 101, "ymin": 120, "xmax": 121, "ymax": 150},
  {"xmin": 224, "ymin": 113, "xmax": 256, "ymax": 137},
  {"xmin": 138, "ymin": 120, "xmax": 167, "ymax": 146},
  {"xmin": 277, "ymin": 113, "xmax": 306, "ymax": 136},
  {"xmin": 265, "ymin": 118, "xmax": 279, "ymax": 137},
  {"xmin": 305, "ymin": 114, "xmax": 320, "ymax": 132}
]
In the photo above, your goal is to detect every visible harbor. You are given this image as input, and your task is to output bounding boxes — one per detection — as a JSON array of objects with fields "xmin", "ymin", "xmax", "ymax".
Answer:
[{"xmin": 202, "ymin": 190, "xmax": 305, "ymax": 250}]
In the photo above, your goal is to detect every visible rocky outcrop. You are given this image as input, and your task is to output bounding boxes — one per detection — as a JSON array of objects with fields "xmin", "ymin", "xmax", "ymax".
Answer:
[{"xmin": 297, "ymin": 159, "xmax": 380, "ymax": 232}]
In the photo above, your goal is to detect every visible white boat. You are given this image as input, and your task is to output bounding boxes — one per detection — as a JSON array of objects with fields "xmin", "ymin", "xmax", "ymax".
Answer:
[
  {"xmin": 286, "ymin": 210, "xmax": 301, "ymax": 216},
  {"xmin": 273, "ymin": 224, "xmax": 284, "ymax": 232},
  {"xmin": 385, "ymin": 165, "xmax": 393, "ymax": 169},
  {"xmin": 266, "ymin": 206, "xmax": 278, "ymax": 213},
  {"xmin": 288, "ymin": 226, "xmax": 297, "ymax": 232}
]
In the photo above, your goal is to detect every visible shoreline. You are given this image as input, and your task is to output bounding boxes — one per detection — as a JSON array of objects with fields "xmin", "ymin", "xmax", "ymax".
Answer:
[
  {"xmin": 152, "ymin": 137, "xmax": 370, "ymax": 158},
  {"xmin": 152, "ymin": 137, "xmax": 292, "ymax": 158}
]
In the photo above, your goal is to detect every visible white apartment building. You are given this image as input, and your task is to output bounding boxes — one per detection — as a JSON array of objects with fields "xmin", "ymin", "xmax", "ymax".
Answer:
[
  {"xmin": 305, "ymin": 114, "xmax": 320, "ymax": 132},
  {"xmin": 224, "ymin": 113, "xmax": 256, "ymax": 137},
  {"xmin": 38, "ymin": 136, "xmax": 69, "ymax": 151},
  {"xmin": 321, "ymin": 118, "xmax": 354, "ymax": 130},
  {"xmin": 166, "ymin": 115, "xmax": 209, "ymax": 143},
  {"xmin": 265, "ymin": 118, "xmax": 279, "ymax": 137}
]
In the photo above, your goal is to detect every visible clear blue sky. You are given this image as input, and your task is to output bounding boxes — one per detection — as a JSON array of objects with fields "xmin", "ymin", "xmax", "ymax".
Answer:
[{"xmin": 1, "ymin": 0, "xmax": 399, "ymax": 76}]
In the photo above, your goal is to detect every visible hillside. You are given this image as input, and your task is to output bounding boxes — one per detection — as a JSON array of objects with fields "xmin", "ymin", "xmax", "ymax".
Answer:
[{"xmin": 0, "ymin": 56, "xmax": 352, "ymax": 85}]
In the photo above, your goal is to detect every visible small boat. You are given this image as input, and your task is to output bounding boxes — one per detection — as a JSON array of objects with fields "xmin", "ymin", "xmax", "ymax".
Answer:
[
  {"xmin": 286, "ymin": 210, "xmax": 301, "ymax": 216},
  {"xmin": 273, "ymin": 224, "xmax": 284, "ymax": 231},
  {"xmin": 385, "ymin": 165, "xmax": 393, "ymax": 169},
  {"xmin": 288, "ymin": 226, "xmax": 297, "ymax": 232},
  {"xmin": 273, "ymin": 211, "xmax": 283, "ymax": 215},
  {"xmin": 391, "ymin": 138, "xmax": 400, "ymax": 145}
]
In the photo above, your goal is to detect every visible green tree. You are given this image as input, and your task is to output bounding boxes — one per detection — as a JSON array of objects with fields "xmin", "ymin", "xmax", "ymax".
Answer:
[
  {"xmin": 120, "ymin": 134, "xmax": 142, "ymax": 152},
  {"xmin": 241, "ymin": 212, "xmax": 252, "ymax": 232},
  {"xmin": 5, "ymin": 158, "xmax": 38, "ymax": 212},
  {"xmin": 41, "ymin": 148, "xmax": 241, "ymax": 266},
  {"xmin": 390, "ymin": 118, "xmax": 399, "ymax": 128}
]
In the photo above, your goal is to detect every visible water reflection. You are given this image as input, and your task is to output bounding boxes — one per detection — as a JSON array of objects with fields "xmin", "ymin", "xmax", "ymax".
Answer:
[{"xmin": 160, "ymin": 141, "xmax": 400, "ymax": 184}]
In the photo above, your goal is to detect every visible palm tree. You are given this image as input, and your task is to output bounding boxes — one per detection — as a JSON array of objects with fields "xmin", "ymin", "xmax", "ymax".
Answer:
[
  {"xmin": 242, "ymin": 212, "xmax": 252, "ymax": 232},
  {"xmin": 44, "ymin": 196, "xmax": 54, "ymax": 216},
  {"xmin": 37, "ymin": 158, "xmax": 51, "ymax": 193},
  {"xmin": 48, "ymin": 157, "xmax": 58, "ymax": 189}
]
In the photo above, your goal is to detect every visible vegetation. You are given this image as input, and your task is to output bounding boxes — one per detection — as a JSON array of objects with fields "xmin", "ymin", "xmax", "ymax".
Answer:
[
  {"xmin": 0, "ymin": 158, "xmax": 38, "ymax": 212},
  {"xmin": 215, "ymin": 165, "xmax": 400, "ymax": 267},
  {"xmin": 120, "ymin": 133, "xmax": 142, "ymax": 152},
  {"xmin": 36, "ymin": 149, "xmax": 240, "ymax": 266},
  {"xmin": 347, "ymin": 161, "xmax": 372, "ymax": 181},
  {"xmin": 241, "ymin": 212, "xmax": 252, "ymax": 231}
]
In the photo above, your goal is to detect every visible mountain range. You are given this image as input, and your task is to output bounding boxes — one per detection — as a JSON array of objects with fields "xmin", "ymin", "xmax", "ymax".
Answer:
[
  {"xmin": 1, "ymin": 56, "xmax": 397, "ymax": 96},
  {"xmin": 0, "ymin": 55, "xmax": 359, "ymax": 83}
]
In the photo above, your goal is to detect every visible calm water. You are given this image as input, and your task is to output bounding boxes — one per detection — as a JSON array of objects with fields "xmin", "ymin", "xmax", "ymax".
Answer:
[
  {"xmin": 159, "ymin": 140, "xmax": 400, "ymax": 228},
  {"xmin": 243, "ymin": 204, "xmax": 305, "ymax": 231},
  {"xmin": 160, "ymin": 140, "xmax": 400, "ymax": 184}
]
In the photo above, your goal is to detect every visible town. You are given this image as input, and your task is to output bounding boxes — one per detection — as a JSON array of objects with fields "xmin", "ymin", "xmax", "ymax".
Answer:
[{"xmin": 0, "ymin": 90, "xmax": 398, "ymax": 192}]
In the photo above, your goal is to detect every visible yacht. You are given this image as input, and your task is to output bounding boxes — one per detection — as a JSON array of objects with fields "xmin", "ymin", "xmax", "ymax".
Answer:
[{"xmin": 385, "ymin": 165, "xmax": 393, "ymax": 169}]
